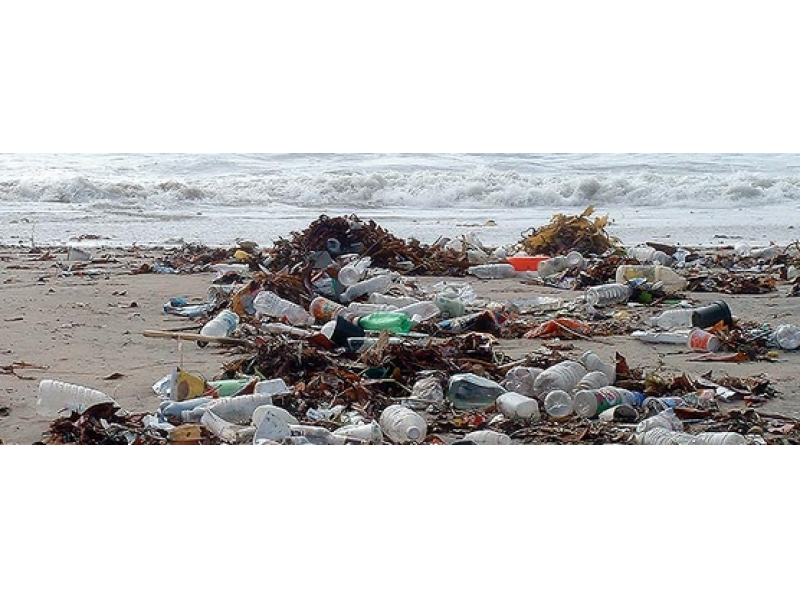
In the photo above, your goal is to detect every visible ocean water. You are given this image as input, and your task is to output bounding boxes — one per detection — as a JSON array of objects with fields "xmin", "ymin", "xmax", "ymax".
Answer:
[{"xmin": 2, "ymin": 153, "xmax": 799, "ymax": 250}]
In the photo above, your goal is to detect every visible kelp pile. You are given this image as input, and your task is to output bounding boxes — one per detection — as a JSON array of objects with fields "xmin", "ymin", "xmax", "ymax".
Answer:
[{"xmin": 518, "ymin": 206, "xmax": 622, "ymax": 257}]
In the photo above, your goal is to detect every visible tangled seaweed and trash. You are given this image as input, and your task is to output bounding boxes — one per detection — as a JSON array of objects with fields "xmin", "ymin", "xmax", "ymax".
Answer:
[{"xmin": 24, "ymin": 209, "xmax": 800, "ymax": 445}]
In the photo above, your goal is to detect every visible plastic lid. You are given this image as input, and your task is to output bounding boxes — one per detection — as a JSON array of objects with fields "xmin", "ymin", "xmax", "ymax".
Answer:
[{"xmin": 406, "ymin": 426, "xmax": 422, "ymax": 441}]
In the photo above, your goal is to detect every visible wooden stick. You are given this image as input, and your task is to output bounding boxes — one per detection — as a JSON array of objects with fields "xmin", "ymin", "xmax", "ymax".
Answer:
[{"xmin": 142, "ymin": 329, "xmax": 256, "ymax": 348}]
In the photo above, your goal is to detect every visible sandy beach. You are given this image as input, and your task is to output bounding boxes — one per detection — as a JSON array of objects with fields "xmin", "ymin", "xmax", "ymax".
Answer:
[{"xmin": 1, "ymin": 241, "xmax": 799, "ymax": 445}]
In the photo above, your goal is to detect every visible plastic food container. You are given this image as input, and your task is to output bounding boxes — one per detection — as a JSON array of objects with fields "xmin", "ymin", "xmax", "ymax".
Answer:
[{"xmin": 506, "ymin": 255, "xmax": 550, "ymax": 272}]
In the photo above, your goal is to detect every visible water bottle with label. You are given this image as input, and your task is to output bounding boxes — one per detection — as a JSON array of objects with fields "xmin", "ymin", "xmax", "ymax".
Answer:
[{"xmin": 379, "ymin": 405, "xmax": 427, "ymax": 444}]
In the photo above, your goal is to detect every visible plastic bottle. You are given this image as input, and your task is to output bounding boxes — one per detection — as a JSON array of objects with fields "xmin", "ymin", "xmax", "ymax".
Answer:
[
  {"xmin": 695, "ymin": 431, "xmax": 747, "ymax": 445},
  {"xmin": 573, "ymin": 386, "xmax": 645, "ymax": 418},
  {"xmin": 636, "ymin": 408, "xmax": 684, "ymax": 433},
  {"xmin": 358, "ymin": 312, "xmax": 413, "ymax": 334},
  {"xmin": 565, "ymin": 251, "xmax": 585, "ymax": 270},
  {"xmin": 198, "ymin": 309, "xmax": 240, "ymax": 346},
  {"xmin": 631, "ymin": 329, "xmax": 692, "ymax": 345},
  {"xmin": 333, "ymin": 421, "xmax": 384, "ymax": 444},
  {"xmin": 772, "ymin": 324, "xmax": 800, "ymax": 350},
  {"xmin": 575, "ymin": 371, "xmax": 610, "ymax": 391},
  {"xmin": 379, "ymin": 405, "xmax": 427, "ymax": 443},
  {"xmin": 627, "ymin": 246, "xmax": 656, "ymax": 262},
  {"xmin": 345, "ymin": 336, "xmax": 403, "ymax": 353},
  {"xmin": 584, "ymin": 283, "xmax": 632, "ymax": 308},
  {"xmin": 36, "ymin": 379, "xmax": 116, "ymax": 417},
  {"xmin": 435, "ymin": 294, "xmax": 465, "ymax": 318},
  {"xmin": 340, "ymin": 274, "xmax": 393, "ymax": 303},
  {"xmin": 543, "ymin": 389, "xmax": 574, "ymax": 419},
  {"xmin": 252, "ymin": 404, "xmax": 299, "ymax": 428},
  {"xmin": 368, "ymin": 293, "xmax": 417, "ymax": 307},
  {"xmin": 201, "ymin": 410, "xmax": 256, "ymax": 444},
  {"xmin": 406, "ymin": 375, "xmax": 445, "ymax": 410},
  {"xmin": 536, "ymin": 256, "xmax": 567, "ymax": 278},
  {"xmin": 183, "ymin": 393, "xmax": 275, "ymax": 425},
  {"xmin": 287, "ymin": 424, "xmax": 362, "ymax": 445},
  {"xmin": 159, "ymin": 396, "xmax": 216, "ymax": 421},
  {"xmin": 496, "ymin": 391, "xmax": 541, "ymax": 421},
  {"xmin": 636, "ymin": 429, "xmax": 705, "ymax": 445},
  {"xmin": 650, "ymin": 308, "xmax": 695, "ymax": 329},
  {"xmin": 392, "ymin": 300, "xmax": 441, "ymax": 323},
  {"xmin": 309, "ymin": 296, "xmax": 357, "ymax": 323},
  {"xmin": 580, "ymin": 350, "xmax": 616, "ymax": 384},
  {"xmin": 253, "ymin": 291, "xmax": 314, "ymax": 326},
  {"xmin": 501, "ymin": 366, "xmax": 543, "ymax": 397},
  {"xmin": 615, "ymin": 265, "xmax": 688, "ymax": 293},
  {"xmin": 446, "ymin": 373, "xmax": 507, "ymax": 410},
  {"xmin": 466, "ymin": 263, "xmax": 517, "ymax": 279},
  {"xmin": 462, "ymin": 430, "xmax": 512, "ymax": 445},
  {"xmin": 532, "ymin": 360, "xmax": 587, "ymax": 399},
  {"xmin": 597, "ymin": 404, "xmax": 638, "ymax": 423},
  {"xmin": 337, "ymin": 257, "xmax": 371, "ymax": 287}
]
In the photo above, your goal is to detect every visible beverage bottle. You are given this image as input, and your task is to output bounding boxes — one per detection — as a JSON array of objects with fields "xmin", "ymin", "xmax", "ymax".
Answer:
[
  {"xmin": 36, "ymin": 379, "xmax": 117, "ymax": 417},
  {"xmin": 159, "ymin": 396, "xmax": 216, "ymax": 422},
  {"xmin": 627, "ymin": 246, "xmax": 656, "ymax": 262},
  {"xmin": 287, "ymin": 424, "xmax": 366, "ymax": 445},
  {"xmin": 575, "ymin": 371, "xmax": 610, "ymax": 391},
  {"xmin": 340, "ymin": 274, "xmax": 393, "ymax": 303},
  {"xmin": 337, "ymin": 257, "xmax": 371, "ymax": 287},
  {"xmin": 650, "ymin": 308, "xmax": 695, "ymax": 329},
  {"xmin": 565, "ymin": 251, "xmax": 585, "ymax": 270},
  {"xmin": 496, "ymin": 391, "xmax": 541, "ymax": 421},
  {"xmin": 584, "ymin": 283, "xmax": 632, "ymax": 308},
  {"xmin": 253, "ymin": 291, "xmax": 314, "ymax": 326},
  {"xmin": 532, "ymin": 360, "xmax": 587, "ymax": 398},
  {"xmin": 462, "ymin": 430, "xmax": 512, "ymax": 445},
  {"xmin": 435, "ymin": 294, "xmax": 465, "ymax": 318},
  {"xmin": 772, "ymin": 324, "xmax": 800, "ymax": 350},
  {"xmin": 344, "ymin": 302, "xmax": 399, "ymax": 317},
  {"xmin": 501, "ymin": 366, "xmax": 543, "ymax": 397},
  {"xmin": 368, "ymin": 293, "xmax": 417, "ymax": 307},
  {"xmin": 636, "ymin": 429, "xmax": 705, "ymax": 445},
  {"xmin": 198, "ymin": 309, "xmax": 240, "ymax": 346},
  {"xmin": 358, "ymin": 312, "xmax": 413, "ymax": 334},
  {"xmin": 379, "ymin": 405, "xmax": 428, "ymax": 443},
  {"xmin": 580, "ymin": 350, "xmax": 616, "ymax": 384},
  {"xmin": 183, "ymin": 393, "xmax": 275, "ymax": 425},
  {"xmin": 333, "ymin": 421, "xmax": 384, "ymax": 443},
  {"xmin": 636, "ymin": 408, "xmax": 684, "ymax": 433},
  {"xmin": 695, "ymin": 431, "xmax": 747, "ymax": 445},
  {"xmin": 446, "ymin": 373, "xmax": 507, "ymax": 410},
  {"xmin": 543, "ymin": 390, "xmax": 574, "ymax": 419},
  {"xmin": 466, "ymin": 263, "xmax": 517, "ymax": 279},
  {"xmin": 345, "ymin": 336, "xmax": 403, "ymax": 353},
  {"xmin": 615, "ymin": 265, "xmax": 688, "ymax": 293},
  {"xmin": 537, "ymin": 256, "xmax": 567, "ymax": 278},
  {"xmin": 392, "ymin": 300, "xmax": 441, "ymax": 323},
  {"xmin": 573, "ymin": 386, "xmax": 644, "ymax": 418},
  {"xmin": 436, "ymin": 312, "xmax": 484, "ymax": 333}
]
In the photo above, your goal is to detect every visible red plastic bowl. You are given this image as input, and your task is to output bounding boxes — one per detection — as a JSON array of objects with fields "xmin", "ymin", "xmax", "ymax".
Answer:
[{"xmin": 506, "ymin": 255, "xmax": 550, "ymax": 272}]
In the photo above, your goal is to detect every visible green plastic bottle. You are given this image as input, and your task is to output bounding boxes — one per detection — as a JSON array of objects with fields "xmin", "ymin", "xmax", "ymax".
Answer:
[{"xmin": 358, "ymin": 312, "xmax": 413, "ymax": 334}]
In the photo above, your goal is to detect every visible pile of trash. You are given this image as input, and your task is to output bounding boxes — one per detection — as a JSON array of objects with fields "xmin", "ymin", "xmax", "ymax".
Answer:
[{"xmin": 33, "ymin": 210, "xmax": 800, "ymax": 445}]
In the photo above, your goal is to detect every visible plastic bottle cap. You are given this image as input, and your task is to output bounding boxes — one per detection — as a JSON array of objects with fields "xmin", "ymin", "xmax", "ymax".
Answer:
[{"xmin": 406, "ymin": 426, "xmax": 421, "ymax": 441}]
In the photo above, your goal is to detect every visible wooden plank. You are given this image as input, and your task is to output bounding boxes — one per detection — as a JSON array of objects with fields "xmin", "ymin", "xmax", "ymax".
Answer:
[{"xmin": 142, "ymin": 329, "xmax": 256, "ymax": 348}]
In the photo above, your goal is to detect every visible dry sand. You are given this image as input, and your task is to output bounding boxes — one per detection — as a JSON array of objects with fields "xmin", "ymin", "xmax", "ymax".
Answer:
[{"xmin": 1, "ymin": 244, "xmax": 799, "ymax": 445}]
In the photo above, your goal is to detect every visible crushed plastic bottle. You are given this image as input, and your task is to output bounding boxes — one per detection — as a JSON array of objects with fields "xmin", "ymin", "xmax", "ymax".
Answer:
[
  {"xmin": 253, "ymin": 291, "xmax": 314, "ymax": 326},
  {"xmin": 772, "ymin": 324, "xmax": 800, "ymax": 350},
  {"xmin": 584, "ymin": 283, "xmax": 632, "ymax": 308},
  {"xmin": 466, "ymin": 263, "xmax": 517, "ymax": 279},
  {"xmin": 462, "ymin": 430, "xmax": 512, "ymax": 445}
]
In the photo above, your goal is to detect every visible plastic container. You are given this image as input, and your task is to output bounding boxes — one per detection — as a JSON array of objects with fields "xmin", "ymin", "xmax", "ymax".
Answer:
[
  {"xmin": 573, "ymin": 386, "xmax": 645, "ymax": 418},
  {"xmin": 565, "ymin": 251, "xmax": 585, "ymax": 270},
  {"xmin": 695, "ymin": 431, "xmax": 747, "ymax": 445},
  {"xmin": 636, "ymin": 429, "xmax": 704, "ymax": 445},
  {"xmin": 252, "ymin": 410, "xmax": 293, "ymax": 444},
  {"xmin": 575, "ymin": 370, "xmax": 610, "ymax": 391},
  {"xmin": 337, "ymin": 257, "xmax": 371, "ymax": 287},
  {"xmin": 615, "ymin": 265, "xmax": 688, "ymax": 293},
  {"xmin": 379, "ymin": 405, "xmax": 427, "ymax": 444},
  {"xmin": 772, "ymin": 324, "xmax": 800, "ymax": 350},
  {"xmin": 501, "ymin": 366, "xmax": 543, "ymax": 397},
  {"xmin": 584, "ymin": 283, "xmax": 632, "ymax": 308},
  {"xmin": 650, "ymin": 308, "xmax": 695, "ymax": 329},
  {"xmin": 462, "ymin": 430, "xmax": 512, "ymax": 445},
  {"xmin": 543, "ymin": 390, "xmax": 574, "ymax": 419},
  {"xmin": 287, "ymin": 424, "xmax": 354, "ymax": 445},
  {"xmin": 358, "ymin": 312, "xmax": 413, "ymax": 334},
  {"xmin": 691, "ymin": 300, "xmax": 733, "ymax": 329},
  {"xmin": 368, "ymin": 293, "xmax": 417, "ymax": 307},
  {"xmin": 597, "ymin": 404, "xmax": 638, "ymax": 423},
  {"xmin": 340, "ymin": 274, "xmax": 393, "ymax": 303},
  {"xmin": 393, "ymin": 300, "xmax": 441, "ymax": 323},
  {"xmin": 333, "ymin": 421, "xmax": 384, "ymax": 444},
  {"xmin": 496, "ymin": 391, "xmax": 541, "ymax": 421},
  {"xmin": 322, "ymin": 315, "xmax": 366, "ymax": 347},
  {"xmin": 447, "ymin": 373, "xmax": 507, "ymax": 410},
  {"xmin": 201, "ymin": 410, "xmax": 256, "ymax": 444},
  {"xmin": 636, "ymin": 408, "xmax": 684, "ymax": 433},
  {"xmin": 435, "ymin": 294, "xmax": 465, "ymax": 318},
  {"xmin": 506, "ymin": 255, "xmax": 549, "ymax": 272},
  {"xmin": 252, "ymin": 404, "xmax": 299, "ymax": 428},
  {"xmin": 36, "ymin": 379, "xmax": 116, "ymax": 417},
  {"xmin": 159, "ymin": 396, "xmax": 215, "ymax": 422},
  {"xmin": 183, "ymin": 393, "xmax": 275, "ymax": 425},
  {"xmin": 198, "ymin": 309, "xmax": 240, "ymax": 347},
  {"xmin": 310, "ymin": 296, "xmax": 354, "ymax": 323},
  {"xmin": 253, "ymin": 291, "xmax": 314, "ymax": 326},
  {"xmin": 466, "ymin": 263, "xmax": 517, "ymax": 279},
  {"xmin": 532, "ymin": 360, "xmax": 587, "ymax": 399},
  {"xmin": 536, "ymin": 256, "xmax": 568, "ymax": 278},
  {"xmin": 687, "ymin": 328, "xmax": 722, "ymax": 353},
  {"xmin": 407, "ymin": 375, "xmax": 445, "ymax": 410},
  {"xmin": 580, "ymin": 350, "xmax": 616, "ymax": 384}
]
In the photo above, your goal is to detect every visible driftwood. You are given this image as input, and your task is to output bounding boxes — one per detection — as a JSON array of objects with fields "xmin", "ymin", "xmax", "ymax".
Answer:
[{"xmin": 142, "ymin": 329, "xmax": 256, "ymax": 348}]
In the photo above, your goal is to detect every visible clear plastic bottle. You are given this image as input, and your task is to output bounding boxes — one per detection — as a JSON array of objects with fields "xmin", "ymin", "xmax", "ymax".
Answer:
[
  {"xmin": 615, "ymin": 265, "xmax": 687, "ymax": 293},
  {"xmin": 501, "ymin": 366, "xmax": 544, "ymax": 397},
  {"xmin": 392, "ymin": 300, "xmax": 441, "ymax": 323},
  {"xmin": 36, "ymin": 379, "xmax": 116, "ymax": 417},
  {"xmin": 466, "ymin": 263, "xmax": 517, "ymax": 279},
  {"xmin": 462, "ymin": 430, "xmax": 512, "ymax": 445},
  {"xmin": 496, "ymin": 391, "xmax": 541, "ymax": 421},
  {"xmin": 772, "ymin": 324, "xmax": 800, "ymax": 350},
  {"xmin": 379, "ymin": 405, "xmax": 427, "ymax": 444},
  {"xmin": 340, "ymin": 274, "xmax": 393, "ymax": 303},
  {"xmin": 695, "ymin": 431, "xmax": 747, "ymax": 445},
  {"xmin": 287, "ymin": 424, "xmax": 360, "ymax": 445},
  {"xmin": 636, "ymin": 429, "xmax": 705, "ymax": 445},
  {"xmin": 407, "ymin": 374, "xmax": 445, "ymax": 410},
  {"xmin": 159, "ymin": 396, "xmax": 216, "ymax": 421},
  {"xmin": 253, "ymin": 291, "xmax": 314, "ymax": 326},
  {"xmin": 337, "ymin": 257, "xmax": 371, "ymax": 287},
  {"xmin": 446, "ymin": 373, "xmax": 507, "ymax": 410},
  {"xmin": 333, "ymin": 421, "xmax": 384, "ymax": 444},
  {"xmin": 532, "ymin": 360, "xmax": 587, "ymax": 399},
  {"xmin": 575, "ymin": 370, "xmax": 610, "ymax": 391},
  {"xmin": 627, "ymin": 246, "xmax": 656, "ymax": 262},
  {"xmin": 636, "ymin": 408, "xmax": 684, "ymax": 433},
  {"xmin": 543, "ymin": 389, "xmax": 574, "ymax": 419},
  {"xmin": 183, "ymin": 393, "xmax": 275, "ymax": 425},
  {"xmin": 367, "ymin": 293, "xmax": 417, "ymax": 307},
  {"xmin": 435, "ymin": 294, "xmax": 465, "ymax": 318},
  {"xmin": 565, "ymin": 251, "xmax": 585, "ymax": 270},
  {"xmin": 573, "ymin": 386, "xmax": 644, "ymax": 418},
  {"xmin": 536, "ymin": 256, "xmax": 567, "ymax": 278},
  {"xmin": 650, "ymin": 308, "xmax": 695, "ymax": 329},
  {"xmin": 580, "ymin": 350, "xmax": 616, "ymax": 384},
  {"xmin": 198, "ymin": 309, "xmax": 240, "ymax": 346},
  {"xmin": 584, "ymin": 283, "xmax": 632, "ymax": 308}
]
